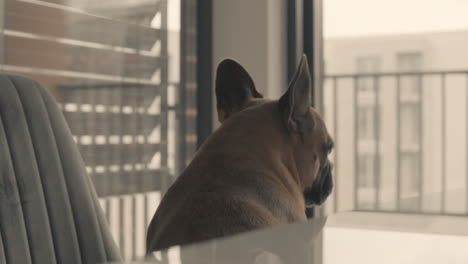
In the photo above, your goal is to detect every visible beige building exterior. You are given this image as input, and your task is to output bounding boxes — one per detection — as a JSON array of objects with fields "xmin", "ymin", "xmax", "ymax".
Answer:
[{"xmin": 323, "ymin": 30, "xmax": 468, "ymax": 215}]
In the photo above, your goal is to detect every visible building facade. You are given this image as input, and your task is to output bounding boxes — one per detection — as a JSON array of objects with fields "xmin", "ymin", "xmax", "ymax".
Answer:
[{"xmin": 324, "ymin": 30, "xmax": 468, "ymax": 215}]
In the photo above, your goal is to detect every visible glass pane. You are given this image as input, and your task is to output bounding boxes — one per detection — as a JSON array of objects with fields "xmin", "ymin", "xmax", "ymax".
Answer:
[
  {"xmin": 324, "ymin": 0, "xmax": 468, "ymax": 215},
  {"xmin": 1, "ymin": 0, "xmax": 187, "ymax": 260}
]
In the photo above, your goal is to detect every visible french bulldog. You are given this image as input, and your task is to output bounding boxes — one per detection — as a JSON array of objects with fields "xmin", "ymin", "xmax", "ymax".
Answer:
[{"xmin": 146, "ymin": 55, "xmax": 333, "ymax": 253}]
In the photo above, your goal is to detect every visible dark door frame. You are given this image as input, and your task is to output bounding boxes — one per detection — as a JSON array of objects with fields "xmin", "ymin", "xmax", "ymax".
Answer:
[
  {"xmin": 288, "ymin": 3, "xmax": 325, "ymax": 263},
  {"xmin": 196, "ymin": 0, "xmax": 213, "ymax": 149},
  {"xmin": 288, "ymin": 0, "xmax": 324, "ymax": 112}
]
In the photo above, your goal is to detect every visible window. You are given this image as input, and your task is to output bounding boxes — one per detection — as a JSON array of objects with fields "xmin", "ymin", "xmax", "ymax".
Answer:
[
  {"xmin": 397, "ymin": 52, "xmax": 423, "ymax": 71},
  {"xmin": 397, "ymin": 53, "xmax": 422, "ymax": 204},
  {"xmin": 400, "ymin": 152, "xmax": 420, "ymax": 206},
  {"xmin": 356, "ymin": 57, "xmax": 380, "ymax": 143},
  {"xmin": 324, "ymin": 0, "xmax": 468, "ymax": 216},
  {"xmin": 358, "ymin": 154, "xmax": 377, "ymax": 188},
  {"xmin": 356, "ymin": 56, "xmax": 381, "ymax": 73},
  {"xmin": 356, "ymin": 56, "xmax": 381, "ymax": 93},
  {"xmin": 400, "ymin": 103, "xmax": 420, "ymax": 146},
  {"xmin": 358, "ymin": 106, "xmax": 375, "ymax": 141},
  {"xmin": 397, "ymin": 52, "xmax": 423, "ymax": 99},
  {"xmin": 400, "ymin": 153, "xmax": 420, "ymax": 191},
  {"xmin": 357, "ymin": 153, "xmax": 380, "ymax": 210},
  {"xmin": 1, "ymin": 0, "xmax": 196, "ymax": 260}
]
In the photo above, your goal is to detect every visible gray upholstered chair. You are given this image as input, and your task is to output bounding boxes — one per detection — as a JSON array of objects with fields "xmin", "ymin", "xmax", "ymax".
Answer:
[{"xmin": 0, "ymin": 74, "xmax": 121, "ymax": 263}]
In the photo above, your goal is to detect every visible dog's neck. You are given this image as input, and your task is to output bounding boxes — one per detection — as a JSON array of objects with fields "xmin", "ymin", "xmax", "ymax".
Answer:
[{"xmin": 194, "ymin": 102, "xmax": 307, "ymax": 205}]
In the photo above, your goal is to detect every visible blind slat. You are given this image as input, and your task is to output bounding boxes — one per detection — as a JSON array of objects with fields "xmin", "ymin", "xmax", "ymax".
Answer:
[{"xmin": 6, "ymin": 0, "xmax": 161, "ymax": 51}]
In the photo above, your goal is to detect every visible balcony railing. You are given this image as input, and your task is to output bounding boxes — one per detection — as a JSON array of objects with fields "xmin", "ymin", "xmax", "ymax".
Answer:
[{"xmin": 323, "ymin": 70, "xmax": 468, "ymax": 216}]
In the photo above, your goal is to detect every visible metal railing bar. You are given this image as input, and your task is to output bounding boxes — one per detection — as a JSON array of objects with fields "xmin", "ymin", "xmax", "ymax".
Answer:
[
  {"xmin": 143, "ymin": 194, "xmax": 149, "ymax": 237},
  {"xmin": 354, "ymin": 208, "xmax": 468, "ymax": 218},
  {"xmin": 110, "ymin": 85, "xmax": 121, "ymax": 195},
  {"xmin": 119, "ymin": 198, "xmax": 125, "ymax": 258},
  {"xmin": 117, "ymin": 84, "xmax": 125, "ymax": 194},
  {"xmin": 326, "ymin": 70, "xmax": 468, "ymax": 78},
  {"xmin": 374, "ymin": 76, "xmax": 381, "ymax": 210},
  {"xmin": 333, "ymin": 77, "xmax": 338, "ymax": 212},
  {"xmin": 131, "ymin": 197, "xmax": 137, "ymax": 260},
  {"xmin": 100, "ymin": 88, "xmax": 111, "ymax": 195},
  {"xmin": 396, "ymin": 75, "xmax": 401, "ymax": 211},
  {"xmin": 418, "ymin": 74, "xmax": 424, "ymax": 212},
  {"xmin": 466, "ymin": 74, "xmax": 468, "ymax": 214},
  {"xmin": 83, "ymin": 83, "xmax": 97, "ymax": 190},
  {"xmin": 353, "ymin": 76, "xmax": 359, "ymax": 210},
  {"xmin": 131, "ymin": 84, "xmax": 140, "ymax": 193},
  {"xmin": 441, "ymin": 74, "xmax": 446, "ymax": 214},
  {"xmin": 136, "ymin": 82, "xmax": 145, "ymax": 193},
  {"xmin": 159, "ymin": 0, "xmax": 169, "ymax": 194}
]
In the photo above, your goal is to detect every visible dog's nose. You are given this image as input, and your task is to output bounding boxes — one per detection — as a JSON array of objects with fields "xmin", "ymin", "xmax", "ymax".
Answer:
[{"xmin": 303, "ymin": 161, "xmax": 334, "ymax": 206}]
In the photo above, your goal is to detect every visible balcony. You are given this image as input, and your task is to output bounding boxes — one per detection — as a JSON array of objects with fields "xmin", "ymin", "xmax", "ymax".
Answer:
[{"xmin": 323, "ymin": 70, "xmax": 468, "ymax": 215}]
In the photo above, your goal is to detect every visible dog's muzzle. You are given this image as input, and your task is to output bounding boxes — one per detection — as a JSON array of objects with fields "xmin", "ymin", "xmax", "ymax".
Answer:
[{"xmin": 303, "ymin": 161, "xmax": 333, "ymax": 207}]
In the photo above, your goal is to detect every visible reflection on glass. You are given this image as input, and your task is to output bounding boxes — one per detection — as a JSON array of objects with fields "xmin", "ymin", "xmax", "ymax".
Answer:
[
  {"xmin": 148, "ymin": 216, "xmax": 327, "ymax": 264},
  {"xmin": 131, "ymin": 213, "xmax": 468, "ymax": 264},
  {"xmin": 1, "ymin": 0, "xmax": 183, "ymax": 260}
]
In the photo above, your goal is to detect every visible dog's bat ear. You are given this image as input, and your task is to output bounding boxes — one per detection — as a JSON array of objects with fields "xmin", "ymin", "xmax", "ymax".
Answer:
[
  {"xmin": 215, "ymin": 59, "xmax": 263, "ymax": 122},
  {"xmin": 279, "ymin": 55, "xmax": 314, "ymax": 135}
]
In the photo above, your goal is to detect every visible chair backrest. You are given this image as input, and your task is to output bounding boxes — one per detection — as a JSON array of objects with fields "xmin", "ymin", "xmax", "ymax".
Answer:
[{"xmin": 0, "ymin": 74, "xmax": 121, "ymax": 263}]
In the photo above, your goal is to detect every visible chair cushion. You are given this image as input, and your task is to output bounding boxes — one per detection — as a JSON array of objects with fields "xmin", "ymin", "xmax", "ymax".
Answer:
[{"xmin": 0, "ymin": 74, "xmax": 121, "ymax": 263}]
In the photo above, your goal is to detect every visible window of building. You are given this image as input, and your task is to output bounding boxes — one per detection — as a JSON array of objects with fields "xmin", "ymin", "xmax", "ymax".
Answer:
[
  {"xmin": 397, "ymin": 52, "xmax": 422, "ymax": 204},
  {"xmin": 397, "ymin": 52, "xmax": 423, "ymax": 99},
  {"xmin": 358, "ymin": 154, "xmax": 376, "ymax": 188},
  {"xmin": 397, "ymin": 52, "xmax": 423, "ymax": 71},
  {"xmin": 400, "ymin": 103, "xmax": 420, "ymax": 146},
  {"xmin": 400, "ymin": 152, "xmax": 420, "ymax": 196},
  {"xmin": 356, "ymin": 57, "xmax": 380, "ymax": 143},
  {"xmin": 324, "ymin": 0, "xmax": 468, "ymax": 216},
  {"xmin": 358, "ymin": 106, "xmax": 376, "ymax": 141},
  {"xmin": 357, "ymin": 56, "xmax": 381, "ymax": 73},
  {"xmin": 356, "ymin": 56, "xmax": 381, "ymax": 93}
]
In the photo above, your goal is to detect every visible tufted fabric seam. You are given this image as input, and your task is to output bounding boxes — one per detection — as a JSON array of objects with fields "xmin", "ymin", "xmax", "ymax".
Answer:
[
  {"xmin": 37, "ymin": 81, "xmax": 87, "ymax": 263},
  {"xmin": 9, "ymin": 75, "xmax": 59, "ymax": 263},
  {"xmin": 82, "ymin": 166, "xmax": 112, "ymax": 261},
  {"xmin": 0, "ymin": 229, "xmax": 5, "ymax": 263},
  {"xmin": 0, "ymin": 116, "xmax": 13, "ymax": 264},
  {"xmin": 41, "ymin": 87, "xmax": 99, "ymax": 261},
  {"xmin": 0, "ymin": 77, "xmax": 34, "ymax": 264},
  {"xmin": 0, "ymin": 125, "xmax": 14, "ymax": 203},
  {"xmin": 1, "ymin": 74, "xmax": 120, "ymax": 262},
  {"xmin": 12, "ymin": 76, "xmax": 67, "ymax": 264}
]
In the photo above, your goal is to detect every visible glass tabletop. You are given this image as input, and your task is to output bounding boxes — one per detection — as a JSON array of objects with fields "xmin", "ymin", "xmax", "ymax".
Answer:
[{"xmin": 107, "ymin": 211, "xmax": 468, "ymax": 264}]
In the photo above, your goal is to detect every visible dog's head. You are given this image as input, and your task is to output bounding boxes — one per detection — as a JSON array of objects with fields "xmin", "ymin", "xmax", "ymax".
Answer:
[{"xmin": 215, "ymin": 55, "xmax": 334, "ymax": 207}]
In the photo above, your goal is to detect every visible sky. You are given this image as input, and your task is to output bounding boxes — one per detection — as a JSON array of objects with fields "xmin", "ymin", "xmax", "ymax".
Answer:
[{"xmin": 324, "ymin": 0, "xmax": 468, "ymax": 38}]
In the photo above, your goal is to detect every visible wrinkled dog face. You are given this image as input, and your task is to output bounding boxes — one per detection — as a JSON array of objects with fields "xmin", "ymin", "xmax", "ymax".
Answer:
[
  {"xmin": 303, "ymin": 111, "xmax": 334, "ymax": 206},
  {"xmin": 304, "ymin": 159, "xmax": 333, "ymax": 206}
]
